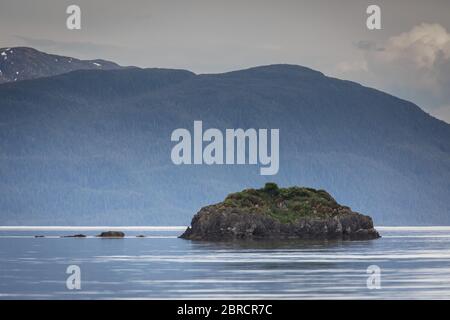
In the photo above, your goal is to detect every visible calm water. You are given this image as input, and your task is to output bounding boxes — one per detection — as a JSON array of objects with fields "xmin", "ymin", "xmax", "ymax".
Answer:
[{"xmin": 1, "ymin": 226, "xmax": 450, "ymax": 299}]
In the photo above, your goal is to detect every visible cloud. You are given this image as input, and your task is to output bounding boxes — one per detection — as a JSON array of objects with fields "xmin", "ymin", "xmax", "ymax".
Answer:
[
  {"xmin": 354, "ymin": 40, "xmax": 380, "ymax": 52},
  {"xmin": 378, "ymin": 23, "xmax": 450, "ymax": 69},
  {"xmin": 336, "ymin": 60, "xmax": 368, "ymax": 73},
  {"xmin": 15, "ymin": 36, "xmax": 121, "ymax": 57},
  {"xmin": 336, "ymin": 23, "xmax": 450, "ymax": 123}
]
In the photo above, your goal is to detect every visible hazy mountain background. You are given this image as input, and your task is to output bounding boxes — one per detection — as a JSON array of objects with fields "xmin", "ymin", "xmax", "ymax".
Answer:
[
  {"xmin": 0, "ymin": 48, "xmax": 449, "ymax": 225},
  {"xmin": 0, "ymin": 47, "xmax": 122, "ymax": 83}
]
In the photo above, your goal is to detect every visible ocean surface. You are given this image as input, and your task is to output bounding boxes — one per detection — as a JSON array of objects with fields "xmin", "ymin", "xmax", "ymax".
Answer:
[{"xmin": 1, "ymin": 226, "xmax": 450, "ymax": 299}]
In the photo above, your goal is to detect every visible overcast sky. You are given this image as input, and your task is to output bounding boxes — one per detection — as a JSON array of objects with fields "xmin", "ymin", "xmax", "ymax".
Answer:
[{"xmin": 1, "ymin": 0, "xmax": 450, "ymax": 122}]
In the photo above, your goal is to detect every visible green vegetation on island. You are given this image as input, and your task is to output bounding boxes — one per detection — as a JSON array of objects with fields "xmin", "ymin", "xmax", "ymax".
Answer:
[{"xmin": 222, "ymin": 183, "xmax": 343, "ymax": 223}]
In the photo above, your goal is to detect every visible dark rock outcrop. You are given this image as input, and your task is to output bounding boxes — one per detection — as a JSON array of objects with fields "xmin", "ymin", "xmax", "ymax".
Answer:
[
  {"xmin": 61, "ymin": 234, "xmax": 86, "ymax": 238},
  {"xmin": 180, "ymin": 183, "xmax": 380, "ymax": 241},
  {"xmin": 97, "ymin": 231, "xmax": 125, "ymax": 238}
]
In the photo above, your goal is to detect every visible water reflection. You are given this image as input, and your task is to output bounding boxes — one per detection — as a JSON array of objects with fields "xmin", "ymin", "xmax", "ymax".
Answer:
[{"xmin": 0, "ymin": 227, "xmax": 450, "ymax": 299}]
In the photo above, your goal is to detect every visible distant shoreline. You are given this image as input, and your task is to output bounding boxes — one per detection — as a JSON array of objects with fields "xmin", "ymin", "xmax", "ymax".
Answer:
[
  {"xmin": 1, "ymin": 226, "xmax": 450, "ymax": 231},
  {"xmin": 0, "ymin": 226, "xmax": 187, "ymax": 231}
]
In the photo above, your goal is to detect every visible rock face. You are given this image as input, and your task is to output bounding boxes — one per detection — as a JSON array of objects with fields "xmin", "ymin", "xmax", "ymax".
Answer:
[
  {"xmin": 180, "ymin": 183, "xmax": 380, "ymax": 241},
  {"xmin": 97, "ymin": 231, "xmax": 125, "ymax": 238},
  {"xmin": 62, "ymin": 234, "xmax": 86, "ymax": 238}
]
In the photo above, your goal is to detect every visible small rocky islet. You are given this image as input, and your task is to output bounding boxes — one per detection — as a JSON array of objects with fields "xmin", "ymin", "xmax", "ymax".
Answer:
[
  {"xmin": 61, "ymin": 234, "xmax": 86, "ymax": 238},
  {"xmin": 180, "ymin": 183, "xmax": 380, "ymax": 241},
  {"xmin": 97, "ymin": 231, "xmax": 125, "ymax": 238},
  {"xmin": 35, "ymin": 231, "xmax": 151, "ymax": 238}
]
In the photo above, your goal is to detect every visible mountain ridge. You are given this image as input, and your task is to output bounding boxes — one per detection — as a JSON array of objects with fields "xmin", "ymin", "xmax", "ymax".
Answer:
[
  {"xmin": 0, "ymin": 46, "xmax": 123, "ymax": 83},
  {"xmin": 0, "ymin": 54, "xmax": 449, "ymax": 226}
]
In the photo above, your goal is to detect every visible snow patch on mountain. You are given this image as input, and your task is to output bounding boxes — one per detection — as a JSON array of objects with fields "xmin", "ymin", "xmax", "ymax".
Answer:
[{"xmin": 0, "ymin": 47, "xmax": 123, "ymax": 84}]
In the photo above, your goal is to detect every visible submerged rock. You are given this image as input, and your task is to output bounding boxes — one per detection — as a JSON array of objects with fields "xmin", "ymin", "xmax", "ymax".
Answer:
[
  {"xmin": 180, "ymin": 183, "xmax": 380, "ymax": 241},
  {"xmin": 61, "ymin": 234, "xmax": 86, "ymax": 238},
  {"xmin": 97, "ymin": 231, "xmax": 125, "ymax": 238}
]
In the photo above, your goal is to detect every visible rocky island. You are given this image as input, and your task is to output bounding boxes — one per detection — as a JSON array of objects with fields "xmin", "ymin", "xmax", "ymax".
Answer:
[
  {"xmin": 97, "ymin": 231, "xmax": 125, "ymax": 238},
  {"xmin": 180, "ymin": 183, "xmax": 380, "ymax": 241}
]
